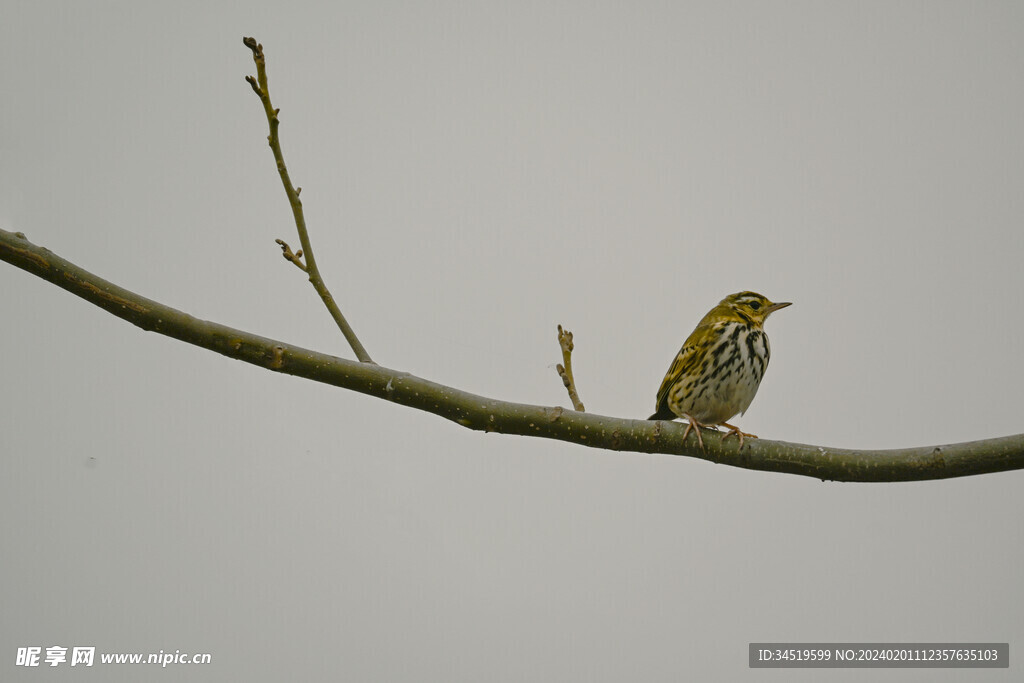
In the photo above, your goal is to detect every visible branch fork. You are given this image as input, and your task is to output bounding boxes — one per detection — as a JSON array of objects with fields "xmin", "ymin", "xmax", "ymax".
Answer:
[
  {"xmin": 243, "ymin": 36, "xmax": 373, "ymax": 364},
  {"xmin": 275, "ymin": 239, "xmax": 307, "ymax": 272}
]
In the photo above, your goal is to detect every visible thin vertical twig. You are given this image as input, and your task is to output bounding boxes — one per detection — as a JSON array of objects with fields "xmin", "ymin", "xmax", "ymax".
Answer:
[
  {"xmin": 243, "ymin": 37, "xmax": 373, "ymax": 364},
  {"xmin": 556, "ymin": 324, "xmax": 585, "ymax": 412}
]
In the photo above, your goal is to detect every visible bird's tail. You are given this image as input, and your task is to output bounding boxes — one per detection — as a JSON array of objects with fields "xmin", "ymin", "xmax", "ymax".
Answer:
[{"xmin": 647, "ymin": 403, "xmax": 676, "ymax": 421}]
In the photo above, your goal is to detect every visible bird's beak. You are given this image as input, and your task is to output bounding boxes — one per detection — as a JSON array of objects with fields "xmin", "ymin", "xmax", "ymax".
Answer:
[{"xmin": 766, "ymin": 301, "xmax": 792, "ymax": 314}]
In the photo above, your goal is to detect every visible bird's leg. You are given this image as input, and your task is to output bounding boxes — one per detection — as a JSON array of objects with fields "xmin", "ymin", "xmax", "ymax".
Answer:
[
  {"xmin": 680, "ymin": 413, "xmax": 707, "ymax": 450},
  {"xmin": 720, "ymin": 422, "xmax": 757, "ymax": 449}
]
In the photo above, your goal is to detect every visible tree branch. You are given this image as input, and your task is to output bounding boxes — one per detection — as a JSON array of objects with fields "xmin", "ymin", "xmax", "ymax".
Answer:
[
  {"xmin": 555, "ymin": 324, "xmax": 585, "ymax": 411},
  {"xmin": 243, "ymin": 37, "xmax": 373, "ymax": 363},
  {"xmin": 4, "ymin": 227, "xmax": 1023, "ymax": 483}
]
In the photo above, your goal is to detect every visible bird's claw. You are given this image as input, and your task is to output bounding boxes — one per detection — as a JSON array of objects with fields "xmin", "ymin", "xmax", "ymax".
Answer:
[
  {"xmin": 720, "ymin": 422, "xmax": 757, "ymax": 449},
  {"xmin": 681, "ymin": 413, "xmax": 706, "ymax": 450}
]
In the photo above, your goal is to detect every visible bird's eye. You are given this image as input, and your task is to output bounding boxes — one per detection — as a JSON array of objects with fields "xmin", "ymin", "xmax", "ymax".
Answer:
[{"xmin": 749, "ymin": 301, "xmax": 761, "ymax": 310}]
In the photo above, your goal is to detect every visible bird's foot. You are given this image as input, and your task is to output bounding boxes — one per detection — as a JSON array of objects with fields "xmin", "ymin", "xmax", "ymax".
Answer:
[
  {"xmin": 720, "ymin": 422, "xmax": 757, "ymax": 449},
  {"xmin": 680, "ymin": 413, "xmax": 707, "ymax": 450}
]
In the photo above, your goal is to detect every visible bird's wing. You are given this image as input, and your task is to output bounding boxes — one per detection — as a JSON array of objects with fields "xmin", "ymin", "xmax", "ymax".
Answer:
[{"xmin": 652, "ymin": 336, "xmax": 706, "ymax": 418}]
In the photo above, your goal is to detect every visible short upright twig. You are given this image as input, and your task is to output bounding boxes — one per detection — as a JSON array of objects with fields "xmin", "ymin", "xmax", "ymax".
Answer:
[
  {"xmin": 556, "ymin": 324, "xmax": 585, "ymax": 412},
  {"xmin": 243, "ymin": 37, "xmax": 373, "ymax": 364}
]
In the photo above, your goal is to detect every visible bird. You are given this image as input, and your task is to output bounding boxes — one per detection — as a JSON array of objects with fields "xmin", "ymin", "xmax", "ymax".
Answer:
[{"xmin": 649, "ymin": 291, "xmax": 790, "ymax": 449}]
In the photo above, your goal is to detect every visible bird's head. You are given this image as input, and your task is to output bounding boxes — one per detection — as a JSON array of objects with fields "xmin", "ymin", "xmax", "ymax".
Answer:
[{"xmin": 719, "ymin": 291, "xmax": 791, "ymax": 327}]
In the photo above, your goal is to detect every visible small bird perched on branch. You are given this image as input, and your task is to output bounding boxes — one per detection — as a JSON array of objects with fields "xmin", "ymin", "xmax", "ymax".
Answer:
[{"xmin": 649, "ymin": 291, "xmax": 791, "ymax": 449}]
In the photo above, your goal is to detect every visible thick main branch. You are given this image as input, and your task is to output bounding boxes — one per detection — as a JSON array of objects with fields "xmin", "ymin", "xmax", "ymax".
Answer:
[{"xmin": 4, "ymin": 228, "xmax": 1024, "ymax": 482}]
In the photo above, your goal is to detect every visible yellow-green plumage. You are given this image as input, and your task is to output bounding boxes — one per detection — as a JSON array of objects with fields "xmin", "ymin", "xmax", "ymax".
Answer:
[{"xmin": 649, "ymin": 291, "xmax": 790, "ymax": 448}]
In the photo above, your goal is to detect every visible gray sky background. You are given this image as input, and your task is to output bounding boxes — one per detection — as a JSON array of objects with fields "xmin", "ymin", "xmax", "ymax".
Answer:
[{"xmin": 2, "ymin": 2, "xmax": 1023, "ymax": 681}]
